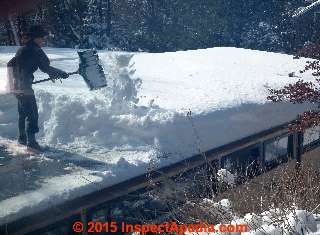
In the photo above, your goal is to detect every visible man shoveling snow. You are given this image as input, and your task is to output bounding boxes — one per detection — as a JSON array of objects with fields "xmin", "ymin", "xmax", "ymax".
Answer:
[{"xmin": 7, "ymin": 25, "xmax": 69, "ymax": 151}]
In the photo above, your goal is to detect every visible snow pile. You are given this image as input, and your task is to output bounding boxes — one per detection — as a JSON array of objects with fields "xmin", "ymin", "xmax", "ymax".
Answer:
[
  {"xmin": 217, "ymin": 169, "xmax": 236, "ymax": 186},
  {"xmin": 186, "ymin": 199, "xmax": 320, "ymax": 234}
]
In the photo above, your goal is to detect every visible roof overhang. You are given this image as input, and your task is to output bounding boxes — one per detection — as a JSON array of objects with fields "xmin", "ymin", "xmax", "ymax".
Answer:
[{"xmin": 0, "ymin": 0, "xmax": 42, "ymax": 18}]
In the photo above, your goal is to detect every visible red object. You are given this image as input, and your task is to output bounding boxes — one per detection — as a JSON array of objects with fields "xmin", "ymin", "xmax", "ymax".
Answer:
[
  {"xmin": 296, "ymin": 43, "xmax": 320, "ymax": 60},
  {"xmin": 0, "ymin": 0, "xmax": 42, "ymax": 17}
]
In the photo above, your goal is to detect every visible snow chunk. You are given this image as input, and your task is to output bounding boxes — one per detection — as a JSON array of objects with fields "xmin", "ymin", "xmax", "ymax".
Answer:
[{"xmin": 217, "ymin": 169, "xmax": 236, "ymax": 186}]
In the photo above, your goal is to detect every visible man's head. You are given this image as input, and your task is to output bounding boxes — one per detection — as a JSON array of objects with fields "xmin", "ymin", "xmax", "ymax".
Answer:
[{"xmin": 27, "ymin": 25, "xmax": 49, "ymax": 47}]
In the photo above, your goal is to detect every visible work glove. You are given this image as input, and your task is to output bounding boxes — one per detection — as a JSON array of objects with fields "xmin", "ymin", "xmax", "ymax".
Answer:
[
  {"xmin": 49, "ymin": 68, "xmax": 69, "ymax": 80},
  {"xmin": 59, "ymin": 71, "xmax": 69, "ymax": 79}
]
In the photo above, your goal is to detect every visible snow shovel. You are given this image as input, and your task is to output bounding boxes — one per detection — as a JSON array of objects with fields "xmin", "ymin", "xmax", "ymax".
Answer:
[{"xmin": 32, "ymin": 49, "xmax": 107, "ymax": 90}]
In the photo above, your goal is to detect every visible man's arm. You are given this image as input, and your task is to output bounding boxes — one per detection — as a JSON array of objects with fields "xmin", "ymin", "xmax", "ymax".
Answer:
[{"xmin": 36, "ymin": 48, "xmax": 68, "ymax": 79}]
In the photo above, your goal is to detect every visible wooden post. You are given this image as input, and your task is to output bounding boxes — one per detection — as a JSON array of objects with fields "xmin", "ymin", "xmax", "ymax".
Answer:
[
  {"xmin": 296, "ymin": 131, "xmax": 304, "ymax": 163},
  {"xmin": 292, "ymin": 131, "xmax": 303, "ymax": 171},
  {"xmin": 5, "ymin": 20, "xmax": 13, "ymax": 45},
  {"xmin": 288, "ymin": 134, "xmax": 294, "ymax": 159},
  {"xmin": 81, "ymin": 209, "xmax": 88, "ymax": 235},
  {"xmin": 293, "ymin": 132, "xmax": 298, "ymax": 161},
  {"xmin": 258, "ymin": 142, "xmax": 265, "ymax": 173},
  {"xmin": 8, "ymin": 14, "xmax": 20, "ymax": 46}
]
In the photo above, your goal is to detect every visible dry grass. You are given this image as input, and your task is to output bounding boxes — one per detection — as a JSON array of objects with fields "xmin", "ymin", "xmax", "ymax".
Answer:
[
  {"xmin": 217, "ymin": 160, "xmax": 320, "ymax": 216},
  {"xmin": 144, "ymin": 148, "xmax": 320, "ymax": 227}
]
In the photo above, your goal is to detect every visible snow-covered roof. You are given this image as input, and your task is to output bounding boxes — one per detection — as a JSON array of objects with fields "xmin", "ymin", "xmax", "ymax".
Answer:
[
  {"xmin": 293, "ymin": 0, "xmax": 320, "ymax": 18},
  {"xmin": 0, "ymin": 46, "xmax": 316, "ymax": 225}
]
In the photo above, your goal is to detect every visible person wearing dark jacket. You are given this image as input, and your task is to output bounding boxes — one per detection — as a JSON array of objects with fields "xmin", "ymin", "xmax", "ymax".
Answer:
[{"xmin": 7, "ymin": 25, "xmax": 68, "ymax": 150}]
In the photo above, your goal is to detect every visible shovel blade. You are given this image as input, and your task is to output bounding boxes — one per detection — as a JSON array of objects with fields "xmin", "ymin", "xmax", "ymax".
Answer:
[{"xmin": 77, "ymin": 50, "xmax": 107, "ymax": 90}]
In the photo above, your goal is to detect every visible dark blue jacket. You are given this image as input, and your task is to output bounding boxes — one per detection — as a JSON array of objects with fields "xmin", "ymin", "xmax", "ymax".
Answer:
[{"xmin": 7, "ymin": 40, "xmax": 65, "ymax": 94}]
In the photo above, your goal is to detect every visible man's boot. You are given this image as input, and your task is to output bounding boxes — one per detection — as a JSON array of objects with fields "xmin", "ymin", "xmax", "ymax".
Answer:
[
  {"xmin": 27, "ymin": 133, "xmax": 42, "ymax": 151},
  {"xmin": 18, "ymin": 133, "xmax": 27, "ymax": 145}
]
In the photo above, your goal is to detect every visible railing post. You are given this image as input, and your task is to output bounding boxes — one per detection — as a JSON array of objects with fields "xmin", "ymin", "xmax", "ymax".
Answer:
[
  {"xmin": 288, "ymin": 134, "xmax": 295, "ymax": 160},
  {"xmin": 259, "ymin": 142, "xmax": 265, "ymax": 173},
  {"xmin": 291, "ymin": 131, "xmax": 304, "ymax": 171},
  {"xmin": 81, "ymin": 209, "xmax": 88, "ymax": 235},
  {"xmin": 296, "ymin": 131, "xmax": 304, "ymax": 163}
]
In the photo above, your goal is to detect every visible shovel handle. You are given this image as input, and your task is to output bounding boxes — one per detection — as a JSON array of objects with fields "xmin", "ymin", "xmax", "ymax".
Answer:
[
  {"xmin": 67, "ymin": 71, "xmax": 79, "ymax": 76},
  {"xmin": 32, "ymin": 71, "xmax": 79, "ymax": 84}
]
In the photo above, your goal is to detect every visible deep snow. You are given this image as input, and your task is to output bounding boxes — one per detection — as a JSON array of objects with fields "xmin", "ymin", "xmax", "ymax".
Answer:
[{"xmin": 0, "ymin": 47, "xmax": 316, "ymax": 224}]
